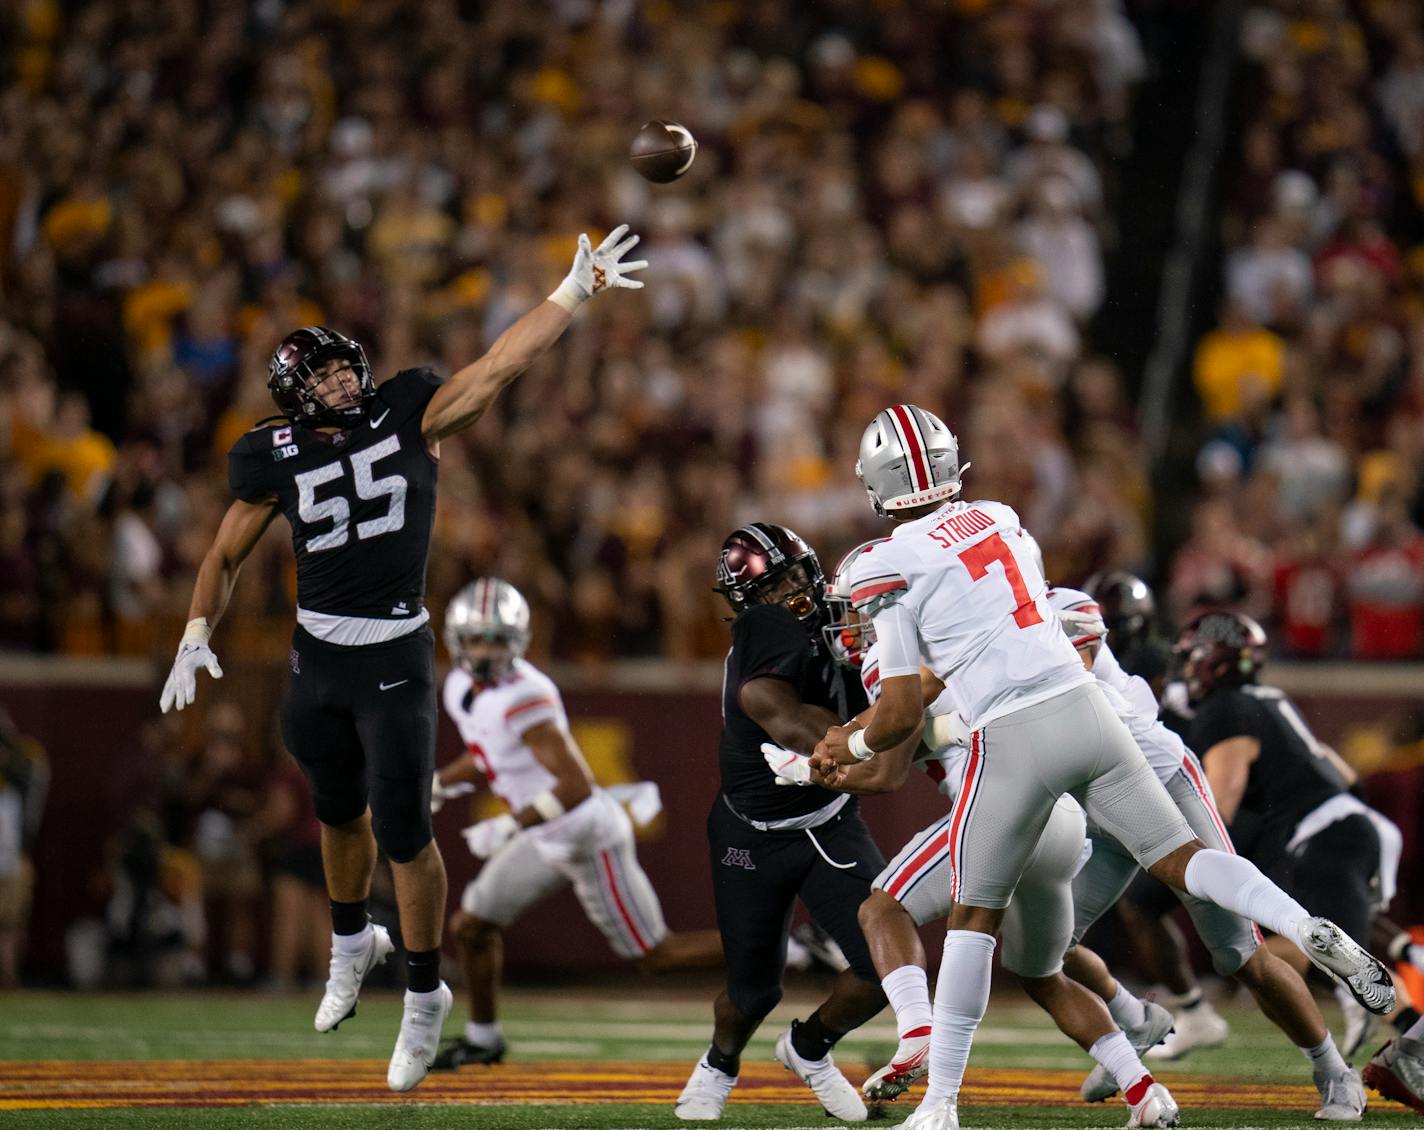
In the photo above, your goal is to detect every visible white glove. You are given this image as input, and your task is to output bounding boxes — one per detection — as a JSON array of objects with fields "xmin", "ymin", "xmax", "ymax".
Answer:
[
  {"xmin": 430, "ymin": 779, "xmax": 475, "ymax": 815},
  {"xmin": 159, "ymin": 620, "xmax": 223, "ymax": 713},
  {"xmin": 923, "ymin": 710, "xmax": 970, "ymax": 751},
  {"xmin": 761, "ymin": 742, "xmax": 814, "ymax": 786},
  {"xmin": 462, "ymin": 813, "xmax": 519, "ymax": 859},
  {"xmin": 548, "ymin": 224, "xmax": 647, "ymax": 311}
]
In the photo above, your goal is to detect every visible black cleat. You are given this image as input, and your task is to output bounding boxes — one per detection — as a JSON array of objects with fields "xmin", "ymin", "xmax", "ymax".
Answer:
[{"xmin": 431, "ymin": 1036, "xmax": 508, "ymax": 1070}]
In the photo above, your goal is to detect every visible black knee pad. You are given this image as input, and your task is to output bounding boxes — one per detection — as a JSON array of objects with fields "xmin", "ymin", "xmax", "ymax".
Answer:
[
  {"xmin": 728, "ymin": 981, "xmax": 783, "ymax": 1023},
  {"xmin": 371, "ymin": 779, "xmax": 433, "ymax": 863}
]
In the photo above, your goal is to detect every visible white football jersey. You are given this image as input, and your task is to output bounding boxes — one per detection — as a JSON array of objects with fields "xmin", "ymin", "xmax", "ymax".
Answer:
[
  {"xmin": 1045, "ymin": 587, "xmax": 1189, "ymax": 783},
  {"xmin": 442, "ymin": 658, "xmax": 624, "ymax": 853},
  {"xmin": 850, "ymin": 500, "xmax": 1091, "ymax": 730},
  {"xmin": 860, "ymin": 641, "xmax": 957, "ymax": 796}
]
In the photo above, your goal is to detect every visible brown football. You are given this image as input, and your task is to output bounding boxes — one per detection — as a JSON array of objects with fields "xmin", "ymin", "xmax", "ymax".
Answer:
[{"xmin": 629, "ymin": 120, "xmax": 697, "ymax": 183}]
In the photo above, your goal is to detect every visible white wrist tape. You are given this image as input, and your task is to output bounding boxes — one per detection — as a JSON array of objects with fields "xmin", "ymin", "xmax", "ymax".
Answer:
[
  {"xmin": 847, "ymin": 728, "xmax": 877, "ymax": 762},
  {"xmin": 548, "ymin": 277, "xmax": 585, "ymax": 313},
  {"xmin": 181, "ymin": 617, "xmax": 212, "ymax": 646},
  {"xmin": 531, "ymin": 790, "xmax": 566, "ymax": 822}
]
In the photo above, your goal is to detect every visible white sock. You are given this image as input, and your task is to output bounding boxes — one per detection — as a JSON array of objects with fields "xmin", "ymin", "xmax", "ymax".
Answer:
[
  {"xmin": 333, "ymin": 925, "xmax": 373, "ymax": 956},
  {"xmin": 1089, "ymin": 1029, "xmax": 1152, "ymax": 1094},
  {"xmin": 1302, "ymin": 1033, "xmax": 1348, "ymax": 1081},
  {"xmin": 882, "ymin": 964, "xmax": 934, "ymax": 1043},
  {"xmin": 1106, "ymin": 983, "xmax": 1148, "ymax": 1031},
  {"xmin": 921, "ymin": 930, "xmax": 996, "ymax": 1107},
  {"xmin": 406, "ymin": 985, "xmax": 445, "ymax": 1004},
  {"xmin": 1183, "ymin": 850, "xmax": 1310, "ymax": 943},
  {"xmin": 466, "ymin": 1020, "xmax": 501, "ymax": 1045}
]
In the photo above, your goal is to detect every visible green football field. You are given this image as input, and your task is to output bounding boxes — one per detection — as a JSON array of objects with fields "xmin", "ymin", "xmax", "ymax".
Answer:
[{"xmin": 1, "ymin": 983, "xmax": 1418, "ymax": 1128}]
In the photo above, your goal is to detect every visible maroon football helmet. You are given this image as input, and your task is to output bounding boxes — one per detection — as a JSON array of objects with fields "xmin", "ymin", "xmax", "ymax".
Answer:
[
  {"xmin": 1174, "ymin": 610, "xmax": 1267, "ymax": 704},
  {"xmin": 715, "ymin": 522, "xmax": 825, "ymax": 622},
  {"xmin": 1084, "ymin": 571, "xmax": 1156, "ymax": 652},
  {"xmin": 267, "ymin": 326, "xmax": 375, "ymax": 427}
]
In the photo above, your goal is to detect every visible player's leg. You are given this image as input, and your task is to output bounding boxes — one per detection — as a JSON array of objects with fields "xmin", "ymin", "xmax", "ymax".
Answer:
[
  {"xmin": 776, "ymin": 807, "xmax": 885, "ymax": 1121},
  {"xmin": 281, "ymin": 632, "xmax": 390, "ymax": 1033},
  {"xmin": 434, "ymin": 834, "xmax": 565, "ymax": 1069},
  {"xmin": 677, "ymin": 800, "xmax": 801, "ymax": 1120},
  {"xmin": 348, "ymin": 626, "xmax": 452, "ymax": 1092},
  {"xmin": 858, "ymin": 816, "xmax": 949, "ymax": 1100},
  {"xmin": 1008, "ymin": 798, "xmax": 1178, "ymax": 1124}
]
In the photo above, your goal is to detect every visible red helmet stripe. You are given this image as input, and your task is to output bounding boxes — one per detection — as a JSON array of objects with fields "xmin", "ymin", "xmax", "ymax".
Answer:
[{"xmin": 889, "ymin": 405, "xmax": 931, "ymax": 492}]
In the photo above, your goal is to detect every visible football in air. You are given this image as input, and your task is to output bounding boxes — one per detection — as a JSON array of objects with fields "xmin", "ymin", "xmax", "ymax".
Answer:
[{"xmin": 630, "ymin": 120, "xmax": 698, "ymax": 183}]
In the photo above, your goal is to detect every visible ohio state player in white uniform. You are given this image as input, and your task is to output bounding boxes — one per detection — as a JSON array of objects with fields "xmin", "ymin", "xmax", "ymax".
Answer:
[
  {"xmin": 816, "ymin": 404, "xmax": 1392, "ymax": 1130},
  {"xmin": 1045, "ymin": 588, "xmax": 1368, "ymax": 1120},
  {"xmin": 430, "ymin": 578, "xmax": 718, "ymax": 1070}
]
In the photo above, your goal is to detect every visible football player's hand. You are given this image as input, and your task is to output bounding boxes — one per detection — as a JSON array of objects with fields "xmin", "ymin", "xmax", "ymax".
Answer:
[
  {"xmin": 430, "ymin": 779, "xmax": 475, "ymax": 815},
  {"xmin": 159, "ymin": 639, "xmax": 223, "ymax": 713},
  {"xmin": 818, "ymin": 723, "xmax": 861, "ymax": 766},
  {"xmin": 462, "ymin": 813, "xmax": 519, "ymax": 859},
  {"xmin": 810, "ymin": 749, "xmax": 849, "ymax": 788},
  {"xmin": 761, "ymin": 742, "xmax": 813, "ymax": 786},
  {"xmin": 923, "ymin": 710, "xmax": 970, "ymax": 751},
  {"xmin": 550, "ymin": 224, "xmax": 647, "ymax": 310}
]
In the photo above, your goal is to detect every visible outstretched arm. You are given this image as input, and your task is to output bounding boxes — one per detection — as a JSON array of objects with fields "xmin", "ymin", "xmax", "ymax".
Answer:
[{"xmin": 420, "ymin": 226, "xmax": 646, "ymax": 444}]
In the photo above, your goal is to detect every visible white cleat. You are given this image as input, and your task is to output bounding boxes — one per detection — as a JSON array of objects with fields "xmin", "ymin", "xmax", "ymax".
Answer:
[
  {"xmin": 1315, "ymin": 1067, "xmax": 1367, "ymax": 1121},
  {"xmin": 314, "ymin": 924, "xmax": 394, "ymax": 1032},
  {"xmin": 1144, "ymin": 1000, "xmax": 1229, "ymax": 1061},
  {"xmin": 1363, "ymin": 1037, "xmax": 1424, "ymax": 1116},
  {"xmin": 1126, "ymin": 1080, "xmax": 1180, "ymax": 1127},
  {"xmin": 1083, "ymin": 1001, "xmax": 1176, "ymax": 1100},
  {"xmin": 890, "ymin": 1096, "xmax": 959, "ymax": 1130},
  {"xmin": 1299, "ymin": 917, "xmax": 1396, "ymax": 1016},
  {"xmin": 675, "ymin": 1055, "xmax": 738, "ymax": 1120},
  {"xmin": 774, "ymin": 1027, "xmax": 867, "ymax": 1121},
  {"xmin": 863, "ymin": 1030, "xmax": 931, "ymax": 1101},
  {"xmin": 386, "ymin": 982, "xmax": 454, "ymax": 1092}
]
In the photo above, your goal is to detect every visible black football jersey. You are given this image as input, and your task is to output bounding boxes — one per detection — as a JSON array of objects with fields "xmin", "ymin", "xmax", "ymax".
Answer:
[
  {"xmin": 718, "ymin": 603, "xmax": 868, "ymax": 821},
  {"xmin": 228, "ymin": 368, "xmax": 442, "ymax": 620},
  {"xmin": 1188, "ymin": 683, "xmax": 1346, "ymax": 864}
]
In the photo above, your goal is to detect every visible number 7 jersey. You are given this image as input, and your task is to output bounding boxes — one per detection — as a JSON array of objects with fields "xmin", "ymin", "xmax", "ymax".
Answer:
[
  {"xmin": 227, "ymin": 368, "xmax": 441, "ymax": 623},
  {"xmin": 849, "ymin": 499, "xmax": 1090, "ymax": 730}
]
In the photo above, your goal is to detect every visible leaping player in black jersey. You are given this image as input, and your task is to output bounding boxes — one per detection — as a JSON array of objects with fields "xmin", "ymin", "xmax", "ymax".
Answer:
[{"xmin": 158, "ymin": 226, "xmax": 646, "ymax": 1092}]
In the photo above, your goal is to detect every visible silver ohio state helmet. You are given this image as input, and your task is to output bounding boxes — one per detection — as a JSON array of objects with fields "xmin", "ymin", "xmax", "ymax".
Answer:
[
  {"xmin": 856, "ymin": 405, "xmax": 969, "ymax": 516},
  {"xmin": 444, "ymin": 577, "xmax": 532, "ymax": 680},
  {"xmin": 822, "ymin": 539, "xmax": 887, "ymax": 666}
]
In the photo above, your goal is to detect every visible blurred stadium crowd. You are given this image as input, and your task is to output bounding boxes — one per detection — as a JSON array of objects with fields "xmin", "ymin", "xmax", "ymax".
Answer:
[{"xmin": 1, "ymin": 0, "xmax": 1424, "ymax": 988}]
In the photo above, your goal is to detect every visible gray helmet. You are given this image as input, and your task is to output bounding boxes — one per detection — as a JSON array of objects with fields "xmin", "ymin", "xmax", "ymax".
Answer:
[
  {"xmin": 444, "ymin": 577, "xmax": 532, "ymax": 681},
  {"xmin": 822, "ymin": 539, "xmax": 887, "ymax": 666},
  {"xmin": 856, "ymin": 404, "xmax": 969, "ymax": 517}
]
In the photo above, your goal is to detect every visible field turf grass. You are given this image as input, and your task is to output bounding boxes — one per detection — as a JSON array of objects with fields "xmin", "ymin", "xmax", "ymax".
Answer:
[{"xmin": 1, "ymin": 984, "xmax": 1419, "ymax": 1128}]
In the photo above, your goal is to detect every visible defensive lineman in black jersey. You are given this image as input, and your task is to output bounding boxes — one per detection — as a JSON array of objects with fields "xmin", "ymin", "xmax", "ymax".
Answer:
[
  {"xmin": 159, "ymin": 226, "xmax": 647, "ymax": 1092},
  {"xmin": 675, "ymin": 523, "xmax": 885, "ymax": 1123},
  {"xmin": 1178, "ymin": 611, "xmax": 1397, "ymax": 1015}
]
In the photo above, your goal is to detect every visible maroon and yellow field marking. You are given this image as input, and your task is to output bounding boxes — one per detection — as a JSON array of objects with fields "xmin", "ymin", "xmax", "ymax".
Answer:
[{"xmin": 0, "ymin": 1059, "xmax": 1322, "ymax": 1111}]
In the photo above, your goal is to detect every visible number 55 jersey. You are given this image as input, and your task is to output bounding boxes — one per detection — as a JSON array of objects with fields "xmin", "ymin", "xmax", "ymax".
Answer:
[
  {"xmin": 227, "ymin": 368, "xmax": 441, "ymax": 637},
  {"xmin": 848, "ymin": 499, "xmax": 1090, "ymax": 731}
]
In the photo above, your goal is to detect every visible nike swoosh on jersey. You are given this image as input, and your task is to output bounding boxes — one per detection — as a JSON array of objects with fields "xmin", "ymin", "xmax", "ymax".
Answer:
[
  {"xmin": 370, "ymin": 408, "xmax": 391, "ymax": 428},
  {"xmin": 379, "ymin": 679, "xmax": 409, "ymax": 690}
]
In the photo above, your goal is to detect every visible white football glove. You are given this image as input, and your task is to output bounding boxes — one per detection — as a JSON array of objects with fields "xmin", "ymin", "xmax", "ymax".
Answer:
[
  {"xmin": 761, "ymin": 742, "xmax": 814, "ymax": 786},
  {"xmin": 462, "ymin": 813, "xmax": 519, "ymax": 859},
  {"xmin": 923, "ymin": 709, "xmax": 970, "ymax": 751},
  {"xmin": 159, "ymin": 621, "xmax": 223, "ymax": 713},
  {"xmin": 430, "ymin": 779, "xmax": 475, "ymax": 815},
  {"xmin": 548, "ymin": 224, "xmax": 647, "ymax": 311}
]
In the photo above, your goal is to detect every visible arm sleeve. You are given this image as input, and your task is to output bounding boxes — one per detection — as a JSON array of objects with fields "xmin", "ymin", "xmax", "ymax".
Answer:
[
  {"xmin": 733, "ymin": 605, "xmax": 808, "ymax": 687},
  {"xmin": 871, "ymin": 601, "xmax": 920, "ymax": 677},
  {"xmin": 1189, "ymin": 693, "xmax": 1261, "ymax": 756}
]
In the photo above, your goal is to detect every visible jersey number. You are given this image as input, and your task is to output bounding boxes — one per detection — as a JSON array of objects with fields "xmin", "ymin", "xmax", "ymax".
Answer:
[
  {"xmin": 959, "ymin": 532, "xmax": 1044, "ymax": 628},
  {"xmin": 295, "ymin": 436, "xmax": 407, "ymax": 553}
]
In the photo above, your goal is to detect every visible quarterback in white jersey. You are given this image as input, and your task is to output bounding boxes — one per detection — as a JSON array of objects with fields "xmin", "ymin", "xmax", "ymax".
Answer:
[
  {"xmin": 429, "ymin": 578, "xmax": 721, "ymax": 1071},
  {"xmin": 814, "ymin": 405, "xmax": 1390, "ymax": 1130},
  {"xmin": 1045, "ymin": 587, "xmax": 1371, "ymax": 1120}
]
